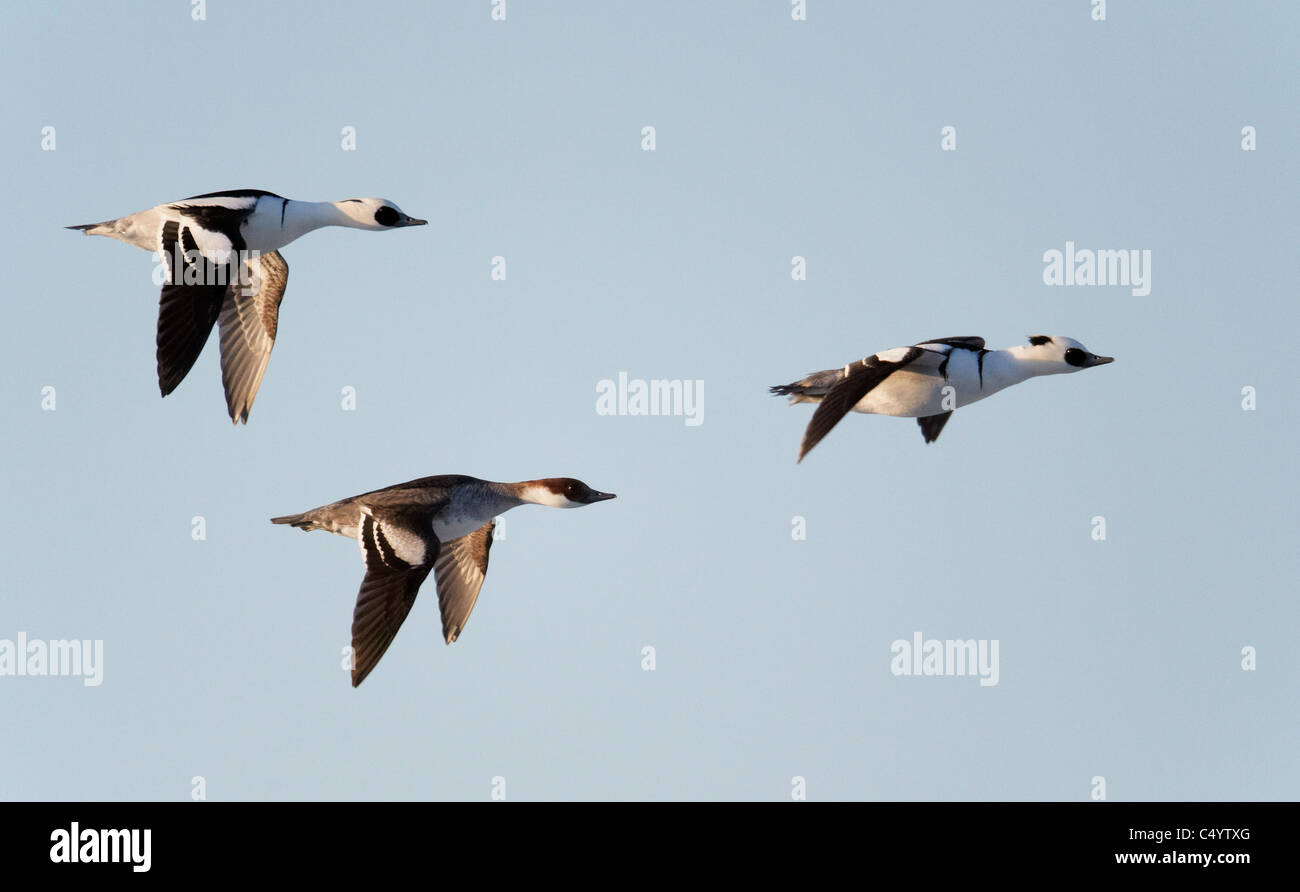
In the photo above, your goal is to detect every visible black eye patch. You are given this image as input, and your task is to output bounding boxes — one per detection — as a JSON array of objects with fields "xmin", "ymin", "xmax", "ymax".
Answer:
[
  {"xmin": 569, "ymin": 482, "xmax": 594, "ymax": 502},
  {"xmin": 374, "ymin": 206, "xmax": 400, "ymax": 226},
  {"xmin": 1064, "ymin": 348, "xmax": 1088, "ymax": 367}
]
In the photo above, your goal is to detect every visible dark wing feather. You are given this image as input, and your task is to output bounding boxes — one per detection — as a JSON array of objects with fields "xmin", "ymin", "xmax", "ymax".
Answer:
[
  {"xmin": 182, "ymin": 189, "xmax": 282, "ymax": 201},
  {"xmin": 350, "ymin": 476, "xmax": 477, "ymax": 507},
  {"xmin": 156, "ymin": 222, "xmax": 227, "ymax": 396},
  {"xmin": 351, "ymin": 564, "xmax": 432, "ymax": 687},
  {"xmin": 797, "ymin": 347, "xmax": 924, "ymax": 462},
  {"xmin": 171, "ymin": 203, "xmax": 252, "ymax": 251},
  {"xmin": 218, "ymin": 250, "xmax": 288, "ymax": 424},
  {"xmin": 350, "ymin": 509, "xmax": 439, "ymax": 687},
  {"xmin": 434, "ymin": 522, "xmax": 497, "ymax": 644},
  {"xmin": 917, "ymin": 336, "xmax": 985, "ymax": 350},
  {"xmin": 917, "ymin": 412, "xmax": 953, "ymax": 444}
]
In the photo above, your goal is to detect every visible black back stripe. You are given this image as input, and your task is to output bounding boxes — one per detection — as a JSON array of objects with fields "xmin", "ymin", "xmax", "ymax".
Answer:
[
  {"xmin": 1028, "ymin": 335, "xmax": 1052, "ymax": 346},
  {"xmin": 918, "ymin": 336, "xmax": 985, "ymax": 350},
  {"xmin": 183, "ymin": 188, "xmax": 283, "ymax": 200},
  {"xmin": 172, "ymin": 203, "xmax": 253, "ymax": 252}
]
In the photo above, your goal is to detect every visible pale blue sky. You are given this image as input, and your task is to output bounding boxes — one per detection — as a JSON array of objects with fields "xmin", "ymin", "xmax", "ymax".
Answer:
[{"xmin": 1, "ymin": 1, "xmax": 1296, "ymax": 800}]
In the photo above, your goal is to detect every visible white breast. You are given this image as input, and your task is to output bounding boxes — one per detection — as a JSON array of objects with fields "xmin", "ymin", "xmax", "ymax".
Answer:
[
  {"xmin": 857, "ymin": 370, "xmax": 946, "ymax": 417},
  {"xmin": 239, "ymin": 198, "xmax": 297, "ymax": 252}
]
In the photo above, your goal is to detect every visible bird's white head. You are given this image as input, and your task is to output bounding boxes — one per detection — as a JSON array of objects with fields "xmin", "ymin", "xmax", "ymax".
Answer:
[
  {"xmin": 332, "ymin": 198, "xmax": 427, "ymax": 231},
  {"xmin": 1016, "ymin": 335, "xmax": 1115, "ymax": 375},
  {"xmin": 518, "ymin": 478, "xmax": 618, "ymax": 509}
]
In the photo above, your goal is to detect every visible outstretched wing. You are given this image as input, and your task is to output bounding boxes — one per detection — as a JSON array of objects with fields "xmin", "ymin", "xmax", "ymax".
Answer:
[
  {"xmin": 797, "ymin": 346, "xmax": 927, "ymax": 462},
  {"xmin": 218, "ymin": 250, "xmax": 289, "ymax": 424},
  {"xmin": 433, "ymin": 521, "xmax": 497, "ymax": 644},
  {"xmin": 155, "ymin": 221, "xmax": 227, "ymax": 396},
  {"xmin": 350, "ymin": 508, "xmax": 439, "ymax": 687}
]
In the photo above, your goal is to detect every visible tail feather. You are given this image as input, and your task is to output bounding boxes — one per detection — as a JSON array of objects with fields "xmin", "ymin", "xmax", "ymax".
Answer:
[
  {"xmin": 770, "ymin": 368, "xmax": 847, "ymax": 405},
  {"xmin": 66, "ymin": 220, "xmax": 117, "ymax": 236},
  {"xmin": 270, "ymin": 512, "xmax": 317, "ymax": 530}
]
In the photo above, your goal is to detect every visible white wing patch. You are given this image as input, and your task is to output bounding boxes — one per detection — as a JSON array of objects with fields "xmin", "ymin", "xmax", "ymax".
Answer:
[
  {"xmin": 357, "ymin": 507, "xmax": 429, "ymax": 568},
  {"xmin": 875, "ymin": 347, "xmax": 915, "ymax": 364},
  {"xmin": 164, "ymin": 197, "xmax": 252, "ymax": 263},
  {"xmin": 384, "ymin": 524, "xmax": 429, "ymax": 565},
  {"xmin": 186, "ymin": 228, "xmax": 237, "ymax": 266}
]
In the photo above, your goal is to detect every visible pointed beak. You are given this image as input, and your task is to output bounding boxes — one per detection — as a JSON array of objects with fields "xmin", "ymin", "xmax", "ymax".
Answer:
[
  {"xmin": 402, "ymin": 216, "xmax": 427, "ymax": 227},
  {"xmin": 586, "ymin": 491, "xmax": 617, "ymax": 503},
  {"xmin": 1087, "ymin": 355, "xmax": 1115, "ymax": 367}
]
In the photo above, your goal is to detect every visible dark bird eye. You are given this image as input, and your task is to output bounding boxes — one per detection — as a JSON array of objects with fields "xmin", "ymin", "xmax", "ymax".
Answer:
[
  {"xmin": 374, "ymin": 206, "xmax": 400, "ymax": 226},
  {"xmin": 1064, "ymin": 348, "xmax": 1087, "ymax": 367}
]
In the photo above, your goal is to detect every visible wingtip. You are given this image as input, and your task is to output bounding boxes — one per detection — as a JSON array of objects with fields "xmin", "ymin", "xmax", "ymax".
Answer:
[{"xmin": 796, "ymin": 436, "xmax": 815, "ymax": 463}]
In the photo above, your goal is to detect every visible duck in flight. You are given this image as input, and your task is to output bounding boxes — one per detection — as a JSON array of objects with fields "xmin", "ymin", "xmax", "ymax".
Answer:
[
  {"xmin": 772, "ymin": 335, "xmax": 1114, "ymax": 462},
  {"xmin": 67, "ymin": 189, "xmax": 426, "ymax": 423},
  {"xmin": 271, "ymin": 474, "xmax": 616, "ymax": 686}
]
